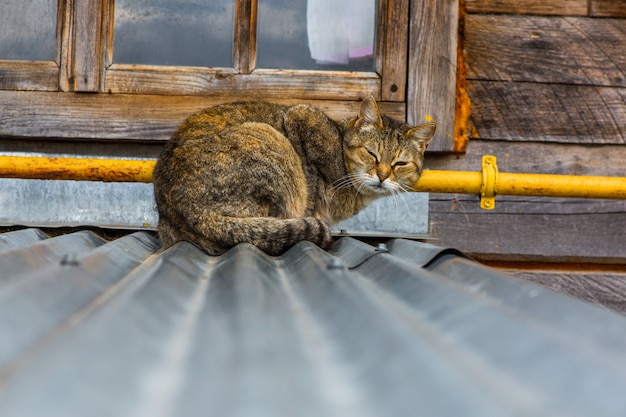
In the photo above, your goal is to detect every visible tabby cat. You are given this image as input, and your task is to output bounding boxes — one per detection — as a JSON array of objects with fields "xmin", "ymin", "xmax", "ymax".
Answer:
[{"xmin": 153, "ymin": 96, "xmax": 436, "ymax": 255}]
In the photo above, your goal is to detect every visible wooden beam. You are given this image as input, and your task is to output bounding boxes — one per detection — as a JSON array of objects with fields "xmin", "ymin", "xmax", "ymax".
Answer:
[
  {"xmin": 407, "ymin": 0, "xmax": 459, "ymax": 152},
  {"xmin": 380, "ymin": 0, "xmax": 409, "ymax": 102},
  {"xmin": 465, "ymin": 15, "xmax": 626, "ymax": 87},
  {"xmin": 71, "ymin": 0, "xmax": 107, "ymax": 92},
  {"xmin": 234, "ymin": 0, "xmax": 257, "ymax": 73},
  {"xmin": 465, "ymin": 0, "xmax": 588, "ymax": 15},
  {"xmin": 425, "ymin": 140, "xmax": 626, "ymax": 177},
  {"xmin": 467, "ymin": 81, "xmax": 626, "ymax": 144},
  {"xmin": 0, "ymin": 61, "xmax": 59, "ymax": 91},
  {"xmin": 503, "ymin": 270, "xmax": 626, "ymax": 315},
  {"xmin": 591, "ymin": 0, "xmax": 626, "ymax": 17},
  {"xmin": 429, "ymin": 196, "xmax": 626, "ymax": 263},
  {"xmin": 105, "ymin": 66, "xmax": 382, "ymax": 100},
  {"xmin": 0, "ymin": 91, "xmax": 405, "ymax": 141}
]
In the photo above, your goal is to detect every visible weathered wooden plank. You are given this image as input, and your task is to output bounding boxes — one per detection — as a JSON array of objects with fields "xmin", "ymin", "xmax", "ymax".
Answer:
[
  {"xmin": 407, "ymin": 0, "xmax": 459, "ymax": 152},
  {"xmin": 380, "ymin": 0, "xmax": 408, "ymax": 102},
  {"xmin": 591, "ymin": 0, "xmax": 626, "ymax": 17},
  {"xmin": 505, "ymin": 270, "xmax": 626, "ymax": 314},
  {"xmin": 57, "ymin": 0, "xmax": 73, "ymax": 92},
  {"xmin": 467, "ymin": 81, "xmax": 626, "ymax": 144},
  {"xmin": 105, "ymin": 65, "xmax": 381, "ymax": 100},
  {"xmin": 0, "ymin": 91, "xmax": 405, "ymax": 141},
  {"xmin": 234, "ymin": 0, "xmax": 257, "ymax": 73},
  {"xmin": 465, "ymin": 15, "xmax": 626, "ymax": 87},
  {"xmin": 429, "ymin": 198, "xmax": 626, "ymax": 262},
  {"xmin": 465, "ymin": 0, "xmax": 588, "ymax": 15},
  {"xmin": 0, "ymin": 61, "xmax": 59, "ymax": 91},
  {"xmin": 72, "ymin": 0, "xmax": 106, "ymax": 92},
  {"xmin": 425, "ymin": 139, "xmax": 626, "ymax": 177}
]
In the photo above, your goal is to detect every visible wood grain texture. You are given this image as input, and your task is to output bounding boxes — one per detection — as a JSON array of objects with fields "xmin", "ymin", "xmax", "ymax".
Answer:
[
  {"xmin": 465, "ymin": 0, "xmax": 588, "ymax": 15},
  {"xmin": 591, "ymin": 0, "xmax": 626, "ymax": 17},
  {"xmin": 506, "ymin": 270, "xmax": 626, "ymax": 314},
  {"xmin": 72, "ymin": 0, "xmax": 106, "ymax": 92},
  {"xmin": 465, "ymin": 15, "xmax": 626, "ymax": 87},
  {"xmin": 467, "ymin": 81, "xmax": 626, "ymax": 144},
  {"xmin": 380, "ymin": 0, "xmax": 408, "ymax": 102},
  {"xmin": 105, "ymin": 66, "xmax": 382, "ymax": 100},
  {"xmin": 425, "ymin": 139, "xmax": 626, "ymax": 177},
  {"xmin": 57, "ymin": 0, "xmax": 73, "ymax": 92},
  {"xmin": 408, "ymin": 0, "xmax": 459, "ymax": 152},
  {"xmin": 0, "ymin": 61, "xmax": 59, "ymax": 91},
  {"xmin": 234, "ymin": 0, "xmax": 257, "ymax": 73},
  {"xmin": 0, "ymin": 91, "xmax": 405, "ymax": 141},
  {"xmin": 429, "ymin": 196, "xmax": 626, "ymax": 262}
]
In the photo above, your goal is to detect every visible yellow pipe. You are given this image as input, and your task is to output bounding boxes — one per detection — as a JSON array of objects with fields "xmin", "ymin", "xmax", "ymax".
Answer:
[
  {"xmin": 413, "ymin": 170, "xmax": 483, "ymax": 194},
  {"xmin": 1, "ymin": 155, "xmax": 626, "ymax": 204},
  {"xmin": 0, "ymin": 156, "xmax": 154, "ymax": 183},
  {"xmin": 416, "ymin": 170, "xmax": 626, "ymax": 199},
  {"xmin": 497, "ymin": 172, "xmax": 626, "ymax": 199}
]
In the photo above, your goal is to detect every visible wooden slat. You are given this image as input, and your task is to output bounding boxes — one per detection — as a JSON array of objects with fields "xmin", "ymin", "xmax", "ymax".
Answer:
[
  {"xmin": 505, "ymin": 270, "xmax": 626, "ymax": 314},
  {"xmin": 380, "ymin": 0, "xmax": 408, "ymax": 102},
  {"xmin": 407, "ymin": 0, "xmax": 459, "ymax": 152},
  {"xmin": 105, "ymin": 66, "xmax": 381, "ymax": 100},
  {"xmin": 57, "ymin": 0, "xmax": 73, "ymax": 92},
  {"xmin": 71, "ymin": 0, "xmax": 106, "ymax": 92},
  {"xmin": 465, "ymin": 15, "xmax": 626, "ymax": 87},
  {"xmin": 429, "ymin": 197, "xmax": 626, "ymax": 263},
  {"xmin": 0, "ymin": 61, "xmax": 59, "ymax": 91},
  {"xmin": 591, "ymin": 0, "xmax": 626, "ymax": 17},
  {"xmin": 425, "ymin": 139, "xmax": 626, "ymax": 177},
  {"xmin": 465, "ymin": 0, "xmax": 588, "ymax": 15},
  {"xmin": 467, "ymin": 80, "xmax": 626, "ymax": 144},
  {"xmin": 0, "ymin": 91, "xmax": 405, "ymax": 141},
  {"xmin": 234, "ymin": 0, "xmax": 257, "ymax": 73}
]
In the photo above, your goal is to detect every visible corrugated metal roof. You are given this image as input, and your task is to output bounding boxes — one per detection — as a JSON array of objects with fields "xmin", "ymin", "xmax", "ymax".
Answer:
[{"xmin": 1, "ymin": 228, "xmax": 626, "ymax": 417}]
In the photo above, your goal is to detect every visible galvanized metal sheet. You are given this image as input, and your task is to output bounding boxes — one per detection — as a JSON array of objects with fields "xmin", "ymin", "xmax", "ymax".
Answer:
[
  {"xmin": 331, "ymin": 192, "xmax": 429, "ymax": 236},
  {"xmin": 0, "ymin": 231, "xmax": 625, "ymax": 417},
  {"xmin": 0, "ymin": 178, "xmax": 159, "ymax": 229},
  {"xmin": 0, "ymin": 228, "xmax": 48, "ymax": 252},
  {"xmin": 0, "ymin": 178, "xmax": 428, "ymax": 236}
]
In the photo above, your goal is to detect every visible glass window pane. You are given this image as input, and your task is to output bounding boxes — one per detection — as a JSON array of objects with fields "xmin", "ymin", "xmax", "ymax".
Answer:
[
  {"xmin": 113, "ymin": 0, "xmax": 234, "ymax": 68},
  {"xmin": 0, "ymin": 0, "xmax": 57, "ymax": 61},
  {"xmin": 257, "ymin": 0, "xmax": 377, "ymax": 71}
]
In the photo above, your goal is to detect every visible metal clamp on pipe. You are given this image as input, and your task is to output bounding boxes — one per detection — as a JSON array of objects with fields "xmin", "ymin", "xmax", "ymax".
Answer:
[{"xmin": 480, "ymin": 155, "xmax": 499, "ymax": 210}]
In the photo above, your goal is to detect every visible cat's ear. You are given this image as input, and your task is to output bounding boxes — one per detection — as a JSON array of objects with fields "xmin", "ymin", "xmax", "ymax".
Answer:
[
  {"xmin": 406, "ymin": 122, "xmax": 437, "ymax": 154},
  {"xmin": 354, "ymin": 96, "xmax": 383, "ymax": 130}
]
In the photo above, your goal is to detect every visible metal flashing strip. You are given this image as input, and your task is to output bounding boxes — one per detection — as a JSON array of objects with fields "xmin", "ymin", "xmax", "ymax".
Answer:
[
  {"xmin": 0, "ymin": 230, "xmax": 625, "ymax": 416},
  {"xmin": 0, "ymin": 178, "xmax": 429, "ymax": 236}
]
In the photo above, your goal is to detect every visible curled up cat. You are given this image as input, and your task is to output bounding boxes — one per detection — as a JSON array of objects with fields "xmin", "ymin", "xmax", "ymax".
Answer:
[{"xmin": 153, "ymin": 96, "xmax": 436, "ymax": 255}]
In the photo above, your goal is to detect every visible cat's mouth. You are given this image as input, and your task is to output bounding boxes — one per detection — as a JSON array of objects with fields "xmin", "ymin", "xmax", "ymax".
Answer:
[{"xmin": 362, "ymin": 177, "xmax": 395, "ymax": 195}]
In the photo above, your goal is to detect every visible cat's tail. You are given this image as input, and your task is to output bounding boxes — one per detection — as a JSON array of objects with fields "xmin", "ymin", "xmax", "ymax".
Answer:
[{"xmin": 159, "ymin": 214, "xmax": 332, "ymax": 256}]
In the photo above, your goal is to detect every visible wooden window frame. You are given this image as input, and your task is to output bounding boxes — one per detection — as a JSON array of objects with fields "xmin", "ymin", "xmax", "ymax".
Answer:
[{"xmin": 0, "ymin": 0, "xmax": 459, "ymax": 152}]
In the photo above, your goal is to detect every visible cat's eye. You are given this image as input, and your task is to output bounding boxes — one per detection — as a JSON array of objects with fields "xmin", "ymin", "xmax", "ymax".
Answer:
[
  {"xmin": 393, "ymin": 161, "xmax": 409, "ymax": 167},
  {"xmin": 366, "ymin": 150, "xmax": 379, "ymax": 162}
]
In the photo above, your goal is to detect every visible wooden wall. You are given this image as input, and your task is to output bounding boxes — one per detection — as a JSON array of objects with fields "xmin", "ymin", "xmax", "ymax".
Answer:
[{"xmin": 424, "ymin": 0, "xmax": 626, "ymax": 313}]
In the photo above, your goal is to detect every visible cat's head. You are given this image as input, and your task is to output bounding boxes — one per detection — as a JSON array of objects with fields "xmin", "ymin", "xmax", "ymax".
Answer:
[{"xmin": 341, "ymin": 96, "xmax": 436, "ymax": 197}]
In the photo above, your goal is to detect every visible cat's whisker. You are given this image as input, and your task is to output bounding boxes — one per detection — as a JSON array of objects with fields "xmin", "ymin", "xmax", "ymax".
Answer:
[
  {"xmin": 395, "ymin": 188, "xmax": 412, "ymax": 214},
  {"xmin": 330, "ymin": 174, "xmax": 363, "ymax": 200},
  {"xmin": 390, "ymin": 190, "xmax": 400, "ymax": 218},
  {"xmin": 332, "ymin": 173, "xmax": 361, "ymax": 189},
  {"xmin": 333, "ymin": 172, "xmax": 373, "ymax": 196}
]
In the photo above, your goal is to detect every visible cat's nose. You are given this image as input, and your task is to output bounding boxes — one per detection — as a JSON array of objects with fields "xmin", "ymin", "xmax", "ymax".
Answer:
[{"xmin": 377, "ymin": 172, "xmax": 389, "ymax": 182}]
